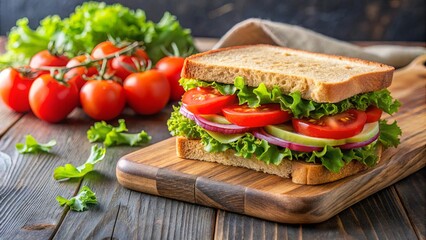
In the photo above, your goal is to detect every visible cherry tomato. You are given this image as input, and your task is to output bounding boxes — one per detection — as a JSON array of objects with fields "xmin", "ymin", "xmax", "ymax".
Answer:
[
  {"xmin": 133, "ymin": 49, "xmax": 150, "ymax": 64},
  {"xmin": 155, "ymin": 56, "xmax": 185, "ymax": 101},
  {"xmin": 182, "ymin": 87, "xmax": 237, "ymax": 115},
  {"xmin": 29, "ymin": 74, "xmax": 79, "ymax": 123},
  {"xmin": 292, "ymin": 109, "xmax": 367, "ymax": 139},
  {"xmin": 0, "ymin": 68, "xmax": 35, "ymax": 112},
  {"xmin": 111, "ymin": 48, "xmax": 150, "ymax": 80},
  {"xmin": 29, "ymin": 50, "xmax": 69, "ymax": 74},
  {"xmin": 80, "ymin": 80, "xmax": 126, "ymax": 120},
  {"xmin": 365, "ymin": 106, "xmax": 383, "ymax": 123},
  {"xmin": 123, "ymin": 70, "xmax": 170, "ymax": 115},
  {"xmin": 222, "ymin": 104, "xmax": 291, "ymax": 127},
  {"xmin": 65, "ymin": 55, "xmax": 98, "ymax": 90},
  {"xmin": 91, "ymin": 41, "xmax": 121, "ymax": 59},
  {"xmin": 111, "ymin": 55, "xmax": 140, "ymax": 81}
]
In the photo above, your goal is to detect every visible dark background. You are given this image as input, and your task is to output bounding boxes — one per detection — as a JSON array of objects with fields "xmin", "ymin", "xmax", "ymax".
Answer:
[{"xmin": 0, "ymin": 0, "xmax": 425, "ymax": 42}]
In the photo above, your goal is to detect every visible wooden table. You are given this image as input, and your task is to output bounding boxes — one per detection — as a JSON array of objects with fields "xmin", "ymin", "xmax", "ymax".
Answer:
[{"xmin": 0, "ymin": 39, "xmax": 425, "ymax": 240}]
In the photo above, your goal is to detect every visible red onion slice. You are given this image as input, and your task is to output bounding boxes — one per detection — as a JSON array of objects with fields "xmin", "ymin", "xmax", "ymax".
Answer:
[
  {"xmin": 179, "ymin": 105, "xmax": 196, "ymax": 121},
  {"xmin": 253, "ymin": 129, "xmax": 323, "ymax": 152},
  {"xmin": 180, "ymin": 105, "xmax": 252, "ymax": 134},
  {"xmin": 338, "ymin": 131, "xmax": 379, "ymax": 149}
]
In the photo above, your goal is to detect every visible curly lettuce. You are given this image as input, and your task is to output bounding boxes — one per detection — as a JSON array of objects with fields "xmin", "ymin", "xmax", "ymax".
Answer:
[
  {"xmin": 167, "ymin": 106, "xmax": 400, "ymax": 173},
  {"xmin": 179, "ymin": 77, "xmax": 401, "ymax": 119}
]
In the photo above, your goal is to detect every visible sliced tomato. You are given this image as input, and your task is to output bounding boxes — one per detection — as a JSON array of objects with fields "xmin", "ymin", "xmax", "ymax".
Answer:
[
  {"xmin": 292, "ymin": 109, "xmax": 367, "ymax": 139},
  {"xmin": 365, "ymin": 106, "xmax": 383, "ymax": 123},
  {"xmin": 222, "ymin": 104, "xmax": 291, "ymax": 127},
  {"xmin": 182, "ymin": 87, "xmax": 237, "ymax": 114}
]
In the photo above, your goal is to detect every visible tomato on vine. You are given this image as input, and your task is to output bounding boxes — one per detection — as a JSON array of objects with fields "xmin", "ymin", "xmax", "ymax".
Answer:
[
  {"xmin": 0, "ymin": 67, "xmax": 37, "ymax": 112},
  {"xmin": 29, "ymin": 50, "xmax": 69, "ymax": 74},
  {"xmin": 29, "ymin": 74, "xmax": 79, "ymax": 123},
  {"xmin": 110, "ymin": 47, "xmax": 151, "ymax": 81},
  {"xmin": 65, "ymin": 55, "xmax": 98, "ymax": 90},
  {"xmin": 91, "ymin": 41, "xmax": 121, "ymax": 60},
  {"xmin": 80, "ymin": 80, "xmax": 126, "ymax": 120}
]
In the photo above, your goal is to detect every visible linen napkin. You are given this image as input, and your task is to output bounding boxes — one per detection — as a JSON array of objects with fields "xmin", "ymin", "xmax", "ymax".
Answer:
[{"xmin": 213, "ymin": 18, "xmax": 426, "ymax": 68}]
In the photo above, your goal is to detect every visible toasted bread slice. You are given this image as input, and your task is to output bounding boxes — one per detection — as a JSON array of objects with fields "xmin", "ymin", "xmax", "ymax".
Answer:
[
  {"xmin": 181, "ymin": 44, "xmax": 394, "ymax": 103},
  {"xmin": 176, "ymin": 136, "xmax": 383, "ymax": 185}
]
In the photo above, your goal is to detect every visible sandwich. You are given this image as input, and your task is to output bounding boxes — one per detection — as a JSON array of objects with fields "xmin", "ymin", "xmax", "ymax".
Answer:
[{"xmin": 167, "ymin": 44, "xmax": 401, "ymax": 185}]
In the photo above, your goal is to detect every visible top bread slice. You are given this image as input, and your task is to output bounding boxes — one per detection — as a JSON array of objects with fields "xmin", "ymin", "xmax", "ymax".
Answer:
[{"xmin": 181, "ymin": 44, "xmax": 394, "ymax": 103}]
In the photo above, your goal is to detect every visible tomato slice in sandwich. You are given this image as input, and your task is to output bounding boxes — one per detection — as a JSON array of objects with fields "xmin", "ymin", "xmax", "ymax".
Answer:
[
  {"xmin": 365, "ymin": 105, "xmax": 383, "ymax": 123},
  {"xmin": 222, "ymin": 104, "xmax": 291, "ymax": 127},
  {"xmin": 292, "ymin": 109, "xmax": 367, "ymax": 139},
  {"xmin": 182, "ymin": 87, "xmax": 237, "ymax": 114}
]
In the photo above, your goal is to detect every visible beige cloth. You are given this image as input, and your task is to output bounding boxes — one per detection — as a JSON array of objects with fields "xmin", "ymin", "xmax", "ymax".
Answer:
[{"xmin": 214, "ymin": 18, "xmax": 426, "ymax": 68}]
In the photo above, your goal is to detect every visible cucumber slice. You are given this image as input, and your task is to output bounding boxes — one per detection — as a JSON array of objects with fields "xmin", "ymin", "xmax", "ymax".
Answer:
[
  {"xmin": 264, "ymin": 122, "xmax": 379, "ymax": 147},
  {"xmin": 205, "ymin": 130, "xmax": 245, "ymax": 144},
  {"xmin": 345, "ymin": 122, "xmax": 379, "ymax": 143}
]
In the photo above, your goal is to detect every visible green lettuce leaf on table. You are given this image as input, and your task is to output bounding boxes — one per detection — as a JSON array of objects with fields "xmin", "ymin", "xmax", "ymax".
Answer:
[
  {"xmin": 53, "ymin": 145, "xmax": 106, "ymax": 181},
  {"xmin": 0, "ymin": 1, "xmax": 196, "ymax": 69},
  {"xmin": 56, "ymin": 186, "xmax": 98, "ymax": 212},
  {"xmin": 15, "ymin": 135, "xmax": 56, "ymax": 154},
  {"xmin": 87, "ymin": 119, "xmax": 151, "ymax": 147}
]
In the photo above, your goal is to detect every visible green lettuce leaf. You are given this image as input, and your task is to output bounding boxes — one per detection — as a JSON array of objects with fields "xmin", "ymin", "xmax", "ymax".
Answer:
[
  {"xmin": 15, "ymin": 135, "xmax": 56, "ymax": 154},
  {"xmin": 53, "ymin": 145, "xmax": 106, "ymax": 181},
  {"xmin": 167, "ymin": 106, "xmax": 390, "ymax": 172},
  {"xmin": 56, "ymin": 186, "xmax": 98, "ymax": 212},
  {"xmin": 378, "ymin": 120, "xmax": 402, "ymax": 148},
  {"xmin": 87, "ymin": 119, "xmax": 127, "ymax": 142},
  {"xmin": 179, "ymin": 77, "xmax": 401, "ymax": 119},
  {"xmin": 87, "ymin": 119, "xmax": 151, "ymax": 147}
]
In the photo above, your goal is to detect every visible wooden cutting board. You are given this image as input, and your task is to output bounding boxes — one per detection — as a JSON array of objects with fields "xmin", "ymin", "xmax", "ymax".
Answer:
[{"xmin": 116, "ymin": 56, "xmax": 426, "ymax": 224}]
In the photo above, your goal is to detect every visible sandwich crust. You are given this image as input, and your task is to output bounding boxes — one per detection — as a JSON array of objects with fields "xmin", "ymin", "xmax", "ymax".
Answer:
[
  {"xmin": 181, "ymin": 44, "xmax": 394, "ymax": 103},
  {"xmin": 176, "ymin": 136, "xmax": 383, "ymax": 185}
]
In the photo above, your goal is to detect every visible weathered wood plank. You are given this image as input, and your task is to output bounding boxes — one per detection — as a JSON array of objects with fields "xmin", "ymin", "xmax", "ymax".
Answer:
[
  {"xmin": 394, "ymin": 168, "xmax": 426, "ymax": 239},
  {"xmin": 0, "ymin": 104, "xmax": 23, "ymax": 137},
  {"xmin": 0, "ymin": 111, "xmax": 90, "ymax": 239},
  {"xmin": 52, "ymin": 105, "xmax": 217, "ymax": 239},
  {"xmin": 214, "ymin": 184, "xmax": 419, "ymax": 240}
]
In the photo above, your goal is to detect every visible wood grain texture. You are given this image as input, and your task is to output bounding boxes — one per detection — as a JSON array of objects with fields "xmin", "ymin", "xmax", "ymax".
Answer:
[
  {"xmin": 394, "ymin": 168, "xmax": 426, "ymax": 239},
  {"xmin": 214, "ymin": 183, "xmax": 420, "ymax": 240},
  {"xmin": 0, "ymin": 104, "xmax": 23, "ymax": 137},
  {"xmin": 116, "ymin": 63, "xmax": 426, "ymax": 224},
  {"xmin": 0, "ymin": 112, "xmax": 89, "ymax": 239},
  {"xmin": 51, "ymin": 105, "xmax": 217, "ymax": 239}
]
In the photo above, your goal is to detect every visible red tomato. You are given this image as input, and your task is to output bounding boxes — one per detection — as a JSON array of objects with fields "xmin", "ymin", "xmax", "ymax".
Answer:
[
  {"xmin": 292, "ymin": 109, "xmax": 367, "ymax": 139},
  {"xmin": 365, "ymin": 106, "xmax": 383, "ymax": 123},
  {"xmin": 133, "ymin": 49, "xmax": 150, "ymax": 64},
  {"xmin": 65, "ymin": 55, "xmax": 98, "ymax": 90},
  {"xmin": 29, "ymin": 50, "xmax": 69, "ymax": 72},
  {"xmin": 111, "ymin": 49, "xmax": 150, "ymax": 80},
  {"xmin": 91, "ymin": 41, "xmax": 121, "ymax": 68},
  {"xmin": 80, "ymin": 80, "xmax": 126, "ymax": 120},
  {"xmin": 155, "ymin": 56, "xmax": 185, "ymax": 101},
  {"xmin": 29, "ymin": 74, "xmax": 79, "ymax": 123},
  {"xmin": 222, "ymin": 104, "xmax": 291, "ymax": 127},
  {"xmin": 123, "ymin": 70, "xmax": 170, "ymax": 115},
  {"xmin": 111, "ymin": 55, "xmax": 139, "ymax": 80},
  {"xmin": 0, "ymin": 68, "xmax": 35, "ymax": 112},
  {"xmin": 182, "ymin": 87, "xmax": 237, "ymax": 114},
  {"xmin": 91, "ymin": 41, "xmax": 121, "ymax": 59}
]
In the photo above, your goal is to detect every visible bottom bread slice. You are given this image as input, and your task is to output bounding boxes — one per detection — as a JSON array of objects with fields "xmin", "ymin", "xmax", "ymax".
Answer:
[{"xmin": 176, "ymin": 136, "xmax": 383, "ymax": 185}]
